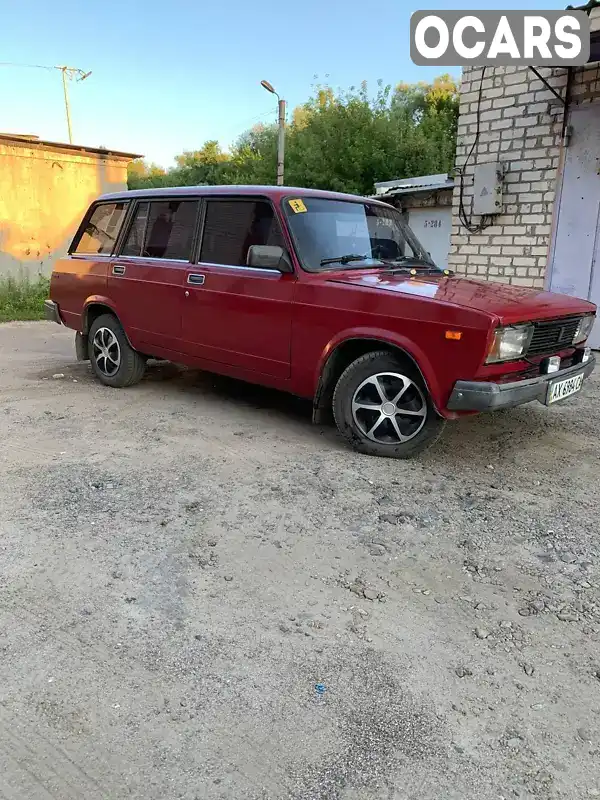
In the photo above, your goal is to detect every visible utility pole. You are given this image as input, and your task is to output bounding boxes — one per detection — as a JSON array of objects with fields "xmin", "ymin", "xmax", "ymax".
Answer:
[
  {"xmin": 56, "ymin": 66, "xmax": 92, "ymax": 144},
  {"xmin": 261, "ymin": 80, "xmax": 286, "ymax": 186},
  {"xmin": 0, "ymin": 62, "xmax": 91, "ymax": 144},
  {"xmin": 58, "ymin": 67, "xmax": 73, "ymax": 143}
]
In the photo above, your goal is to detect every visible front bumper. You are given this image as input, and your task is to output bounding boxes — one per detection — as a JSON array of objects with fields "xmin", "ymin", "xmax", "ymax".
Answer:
[
  {"xmin": 447, "ymin": 354, "xmax": 596, "ymax": 412},
  {"xmin": 44, "ymin": 300, "xmax": 62, "ymax": 325}
]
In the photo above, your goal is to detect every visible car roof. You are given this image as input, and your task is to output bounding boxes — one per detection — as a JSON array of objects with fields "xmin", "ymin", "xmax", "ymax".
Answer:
[{"xmin": 98, "ymin": 184, "xmax": 391, "ymax": 206}]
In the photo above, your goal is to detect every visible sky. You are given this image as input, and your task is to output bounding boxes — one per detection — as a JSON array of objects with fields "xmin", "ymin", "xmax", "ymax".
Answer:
[{"xmin": 0, "ymin": 0, "xmax": 569, "ymax": 168}]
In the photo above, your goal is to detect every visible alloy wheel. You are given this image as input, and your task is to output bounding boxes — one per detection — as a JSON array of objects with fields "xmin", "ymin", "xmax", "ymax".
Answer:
[
  {"xmin": 92, "ymin": 327, "xmax": 121, "ymax": 377},
  {"xmin": 351, "ymin": 371, "xmax": 427, "ymax": 444}
]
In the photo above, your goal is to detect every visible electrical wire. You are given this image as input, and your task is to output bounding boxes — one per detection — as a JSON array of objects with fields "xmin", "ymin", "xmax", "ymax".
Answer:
[
  {"xmin": 0, "ymin": 61, "xmax": 54, "ymax": 71},
  {"xmin": 244, "ymin": 108, "xmax": 279, "ymax": 125},
  {"xmin": 220, "ymin": 108, "xmax": 278, "ymax": 141},
  {"xmin": 457, "ymin": 65, "xmax": 490, "ymax": 233}
]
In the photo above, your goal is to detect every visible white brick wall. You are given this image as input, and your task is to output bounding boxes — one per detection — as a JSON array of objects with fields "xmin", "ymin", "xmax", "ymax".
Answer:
[{"xmin": 448, "ymin": 63, "xmax": 600, "ymax": 287}]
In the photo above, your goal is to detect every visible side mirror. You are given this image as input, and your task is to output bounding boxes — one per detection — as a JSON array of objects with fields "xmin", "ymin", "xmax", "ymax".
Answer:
[{"xmin": 246, "ymin": 244, "xmax": 293, "ymax": 273}]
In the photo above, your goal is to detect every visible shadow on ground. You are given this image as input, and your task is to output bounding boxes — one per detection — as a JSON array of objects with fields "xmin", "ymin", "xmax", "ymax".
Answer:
[{"xmin": 36, "ymin": 356, "xmax": 575, "ymax": 469}]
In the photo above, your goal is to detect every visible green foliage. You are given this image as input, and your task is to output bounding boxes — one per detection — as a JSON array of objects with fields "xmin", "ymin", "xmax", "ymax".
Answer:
[
  {"xmin": 227, "ymin": 124, "xmax": 280, "ymax": 185},
  {"xmin": 127, "ymin": 159, "xmax": 168, "ymax": 189},
  {"xmin": 0, "ymin": 275, "xmax": 50, "ymax": 322},
  {"xmin": 127, "ymin": 75, "xmax": 460, "ymax": 195},
  {"xmin": 172, "ymin": 140, "xmax": 233, "ymax": 186},
  {"xmin": 174, "ymin": 140, "xmax": 228, "ymax": 168}
]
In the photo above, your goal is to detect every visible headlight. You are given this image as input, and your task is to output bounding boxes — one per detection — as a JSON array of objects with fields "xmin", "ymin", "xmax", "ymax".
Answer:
[
  {"xmin": 574, "ymin": 315, "xmax": 595, "ymax": 345},
  {"xmin": 486, "ymin": 324, "xmax": 534, "ymax": 364}
]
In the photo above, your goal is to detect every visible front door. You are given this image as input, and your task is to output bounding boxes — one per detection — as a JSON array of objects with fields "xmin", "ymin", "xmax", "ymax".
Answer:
[
  {"xmin": 109, "ymin": 198, "xmax": 199, "ymax": 351},
  {"xmin": 180, "ymin": 198, "xmax": 295, "ymax": 378},
  {"xmin": 549, "ymin": 103, "xmax": 600, "ymax": 348}
]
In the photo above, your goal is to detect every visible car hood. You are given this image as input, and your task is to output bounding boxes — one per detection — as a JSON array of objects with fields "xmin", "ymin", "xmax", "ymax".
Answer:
[{"xmin": 327, "ymin": 272, "xmax": 596, "ymax": 324}]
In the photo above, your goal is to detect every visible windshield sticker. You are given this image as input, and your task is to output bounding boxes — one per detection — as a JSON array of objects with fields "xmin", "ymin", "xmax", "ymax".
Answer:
[{"xmin": 289, "ymin": 198, "xmax": 307, "ymax": 214}]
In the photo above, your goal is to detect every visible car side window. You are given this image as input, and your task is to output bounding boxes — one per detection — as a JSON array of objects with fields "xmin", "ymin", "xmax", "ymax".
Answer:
[
  {"xmin": 200, "ymin": 199, "xmax": 284, "ymax": 267},
  {"xmin": 121, "ymin": 200, "xmax": 199, "ymax": 260},
  {"xmin": 121, "ymin": 202, "xmax": 150, "ymax": 257},
  {"xmin": 73, "ymin": 202, "xmax": 128, "ymax": 255}
]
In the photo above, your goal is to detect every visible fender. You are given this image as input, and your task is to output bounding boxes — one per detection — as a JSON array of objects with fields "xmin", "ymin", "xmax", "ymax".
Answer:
[
  {"xmin": 82, "ymin": 295, "xmax": 119, "ymax": 333},
  {"xmin": 314, "ymin": 326, "xmax": 443, "ymax": 412},
  {"xmin": 81, "ymin": 295, "xmax": 143, "ymax": 356},
  {"xmin": 76, "ymin": 295, "xmax": 122, "ymax": 362}
]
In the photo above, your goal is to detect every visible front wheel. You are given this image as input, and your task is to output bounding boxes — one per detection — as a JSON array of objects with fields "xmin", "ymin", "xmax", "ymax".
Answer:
[
  {"xmin": 332, "ymin": 351, "xmax": 446, "ymax": 459},
  {"xmin": 88, "ymin": 314, "xmax": 146, "ymax": 388}
]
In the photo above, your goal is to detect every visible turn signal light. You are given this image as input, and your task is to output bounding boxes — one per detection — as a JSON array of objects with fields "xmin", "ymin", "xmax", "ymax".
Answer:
[{"xmin": 445, "ymin": 330, "xmax": 462, "ymax": 341}]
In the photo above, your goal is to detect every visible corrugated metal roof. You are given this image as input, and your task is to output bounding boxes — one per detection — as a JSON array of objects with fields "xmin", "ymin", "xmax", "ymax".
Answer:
[
  {"xmin": 0, "ymin": 132, "xmax": 142, "ymax": 160},
  {"xmin": 373, "ymin": 173, "xmax": 454, "ymax": 197}
]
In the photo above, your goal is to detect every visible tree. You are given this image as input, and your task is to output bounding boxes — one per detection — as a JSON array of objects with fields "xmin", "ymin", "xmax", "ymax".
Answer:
[
  {"xmin": 281, "ymin": 81, "xmax": 392, "ymax": 194},
  {"xmin": 127, "ymin": 159, "xmax": 148, "ymax": 181},
  {"xmin": 174, "ymin": 140, "xmax": 228, "ymax": 169},
  {"xmin": 127, "ymin": 74, "xmax": 460, "ymax": 194},
  {"xmin": 227, "ymin": 124, "xmax": 279, "ymax": 184},
  {"xmin": 127, "ymin": 159, "xmax": 168, "ymax": 189},
  {"xmin": 172, "ymin": 144, "xmax": 229, "ymax": 185},
  {"xmin": 280, "ymin": 77, "xmax": 458, "ymax": 195}
]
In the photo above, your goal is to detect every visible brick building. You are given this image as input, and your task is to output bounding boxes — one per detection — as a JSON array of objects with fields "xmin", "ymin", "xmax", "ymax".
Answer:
[{"xmin": 447, "ymin": 2, "xmax": 600, "ymax": 345}]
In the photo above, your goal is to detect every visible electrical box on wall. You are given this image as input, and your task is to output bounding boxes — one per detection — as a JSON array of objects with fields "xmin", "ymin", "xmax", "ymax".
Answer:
[{"xmin": 473, "ymin": 162, "xmax": 503, "ymax": 216}]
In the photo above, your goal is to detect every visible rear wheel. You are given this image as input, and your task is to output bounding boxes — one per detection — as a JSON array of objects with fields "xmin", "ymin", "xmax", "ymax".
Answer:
[
  {"xmin": 332, "ymin": 351, "xmax": 445, "ymax": 458},
  {"xmin": 88, "ymin": 314, "xmax": 146, "ymax": 388}
]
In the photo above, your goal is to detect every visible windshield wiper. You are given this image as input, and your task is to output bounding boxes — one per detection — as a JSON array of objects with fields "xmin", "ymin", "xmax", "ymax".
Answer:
[
  {"xmin": 319, "ymin": 253, "xmax": 368, "ymax": 267},
  {"xmin": 390, "ymin": 255, "xmax": 436, "ymax": 266}
]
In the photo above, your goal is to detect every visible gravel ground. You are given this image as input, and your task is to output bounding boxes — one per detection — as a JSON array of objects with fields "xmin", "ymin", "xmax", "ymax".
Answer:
[{"xmin": 1, "ymin": 321, "xmax": 599, "ymax": 800}]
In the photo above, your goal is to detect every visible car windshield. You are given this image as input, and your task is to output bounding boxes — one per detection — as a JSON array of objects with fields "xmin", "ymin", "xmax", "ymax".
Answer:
[{"xmin": 282, "ymin": 196, "xmax": 439, "ymax": 272}]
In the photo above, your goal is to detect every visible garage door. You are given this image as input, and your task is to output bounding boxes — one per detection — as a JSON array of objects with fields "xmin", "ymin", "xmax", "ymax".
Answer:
[
  {"xmin": 549, "ymin": 102, "xmax": 600, "ymax": 348},
  {"xmin": 406, "ymin": 206, "xmax": 452, "ymax": 270}
]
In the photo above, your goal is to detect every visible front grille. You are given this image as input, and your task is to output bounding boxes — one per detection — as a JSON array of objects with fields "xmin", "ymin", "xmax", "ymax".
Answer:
[{"xmin": 527, "ymin": 316, "xmax": 581, "ymax": 356}]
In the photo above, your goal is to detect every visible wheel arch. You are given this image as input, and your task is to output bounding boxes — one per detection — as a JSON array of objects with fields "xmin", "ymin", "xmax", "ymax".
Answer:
[
  {"xmin": 80, "ymin": 299, "xmax": 141, "ymax": 361},
  {"xmin": 312, "ymin": 332, "xmax": 442, "ymax": 423},
  {"xmin": 84, "ymin": 302, "xmax": 147, "ymax": 388},
  {"xmin": 81, "ymin": 297, "xmax": 119, "ymax": 335}
]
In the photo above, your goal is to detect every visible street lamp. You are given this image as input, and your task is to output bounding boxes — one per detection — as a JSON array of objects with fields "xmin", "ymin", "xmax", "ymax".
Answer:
[
  {"xmin": 260, "ymin": 80, "xmax": 285, "ymax": 186},
  {"xmin": 56, "ymin": 66, "xmax": 92, "ymax": 144}
]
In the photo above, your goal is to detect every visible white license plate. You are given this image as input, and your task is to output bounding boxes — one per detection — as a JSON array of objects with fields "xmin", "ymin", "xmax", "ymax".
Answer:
[{"xmin": 547, "ymin": 373, "xmax": 585, "ymax": 404}]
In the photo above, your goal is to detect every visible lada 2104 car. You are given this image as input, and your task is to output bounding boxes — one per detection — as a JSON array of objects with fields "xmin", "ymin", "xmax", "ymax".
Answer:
[{"xmin": 46, "ymin": 185, "xmax": 596, "ymax": 458}]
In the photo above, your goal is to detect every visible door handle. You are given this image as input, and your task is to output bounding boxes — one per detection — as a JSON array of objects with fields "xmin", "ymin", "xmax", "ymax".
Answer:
[
  {"xmin": 112, "ymin": 264, "xmax": 126, "ymax": 276},
  {"xmin": 187, "ymin": 273, "xmax": 205, "ymax": 286}
]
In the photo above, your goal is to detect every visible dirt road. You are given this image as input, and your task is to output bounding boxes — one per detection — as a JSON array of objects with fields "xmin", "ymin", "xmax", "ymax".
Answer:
[{"xmin": 1, "ymin": 321, "xmax": 599, "ymax": 800}]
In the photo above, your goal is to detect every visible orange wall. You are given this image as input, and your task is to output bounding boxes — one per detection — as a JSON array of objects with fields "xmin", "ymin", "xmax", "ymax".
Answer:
[{"xmin": 0, "ymin": 142, "xmax": 131, "ymax": 279}]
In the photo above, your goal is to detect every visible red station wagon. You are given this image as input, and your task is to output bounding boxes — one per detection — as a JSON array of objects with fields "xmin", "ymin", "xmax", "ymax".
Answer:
[{"xmin": 46, "ymin": 185, "xmax": 596, "ymax": 458}]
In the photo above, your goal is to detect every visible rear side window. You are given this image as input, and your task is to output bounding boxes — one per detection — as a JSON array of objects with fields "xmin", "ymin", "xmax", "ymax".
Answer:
[
  {"xmin": 73, "ymin": 202, "xmax": 128, "ymax": 255},
  {"xmin": 121, "ymin": 200, "xmax": 198, "ymax": 260},
  {"xmin": 200, "ymin": 200, "xmax": 284, "ymax": 266}
]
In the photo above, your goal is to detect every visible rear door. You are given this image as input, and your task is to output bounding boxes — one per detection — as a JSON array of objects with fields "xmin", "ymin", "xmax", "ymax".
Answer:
[
  {"xmin": 58, "ymin": 200, "xmax": 129, "ymax": 329},
  {"xmin": 180, "ymin": 197, "xmax": 295, "ymax": 378},
  {"xmin": 109, "ymin": 198, "xmax": 199, "ymax": 352}
]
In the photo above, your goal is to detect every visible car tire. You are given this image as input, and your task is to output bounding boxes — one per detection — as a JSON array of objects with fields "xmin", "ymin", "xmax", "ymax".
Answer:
[
  {"xmin": 332, "ymin": 350, "xmax": 445, "ymax": 459},
  {"xmin": 88, "ymin": 313, "xmax": 146, "ymax": 388}
]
